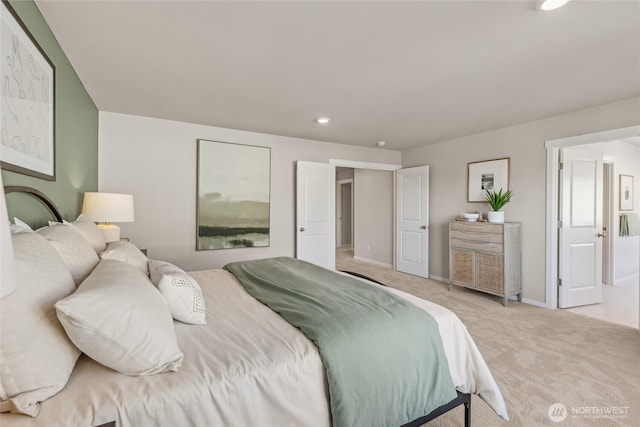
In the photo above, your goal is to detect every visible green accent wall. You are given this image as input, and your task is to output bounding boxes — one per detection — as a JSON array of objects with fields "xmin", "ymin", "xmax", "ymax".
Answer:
[{"xmin": 2, "ymin": 0, "xmax": 98, "ymax": 226}]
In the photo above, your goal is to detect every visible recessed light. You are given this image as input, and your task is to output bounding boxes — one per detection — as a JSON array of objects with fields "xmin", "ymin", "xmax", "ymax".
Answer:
[
  {"xmin": 377, "ymin": 141, "xmax": 386, "ymax": 147},
  {"xmin": 535, "ymin": 0, "xmax": 570, "ymax": 11},
  {"xmin": 315, "ymin": 117, "xmax": 331, "ymax": 124}
]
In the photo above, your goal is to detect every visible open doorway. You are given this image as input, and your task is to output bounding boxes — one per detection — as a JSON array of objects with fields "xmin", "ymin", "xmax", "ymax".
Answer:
[
  {"xmin": 334, "ymin": 166, "xmax": 395, "ymax": 269},
  {"xmin": 545, "ymin": 126, "xmax": 640, "ymax": 329},
  {"xmin": 565, "ymin": 149, "xmax": 639, "ymax": 328},
  {"xmin": 337, "ymin": 181, "xmax": 353, "ymax": 247},
  {"xmin": 336, "ymin": 168, "xmax": 354, "ymax": 249}
]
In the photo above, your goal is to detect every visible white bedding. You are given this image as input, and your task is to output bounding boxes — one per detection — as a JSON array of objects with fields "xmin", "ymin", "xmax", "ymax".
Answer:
[{"xmin": 0, "ymin": 268, "xmax": 507, "ymax": 427}]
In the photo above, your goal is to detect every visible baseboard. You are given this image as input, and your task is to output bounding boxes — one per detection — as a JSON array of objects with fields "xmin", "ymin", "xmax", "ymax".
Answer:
[
  {"xmin": 428, "ymin": 275, "xmax": 448, "ymax": 283},
  {"xmin": 353, "ymin": 256, "xmax": 392, "ymax": 269},
  {"xmin": 521, "ymin": 297, "xmax": 549, "ymax": 309}
]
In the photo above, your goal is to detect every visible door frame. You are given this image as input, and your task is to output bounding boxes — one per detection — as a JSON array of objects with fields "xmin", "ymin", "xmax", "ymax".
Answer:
[
  {"xmin": 602, "ymin": 161, "xmax": 614, "ymax": 285},
  {"xmin": 336, "ymin": 178, "xmax": 354, "ymax": 248},
  {"xmin": 545, "ymin": 125, "xmax": 640, "ymax": 310}
]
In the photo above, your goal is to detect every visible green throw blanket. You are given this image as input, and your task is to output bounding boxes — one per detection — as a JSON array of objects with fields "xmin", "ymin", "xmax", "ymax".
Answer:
[{"xmin": 224, "ymin": 257, "xmax": 456, "ymax": 427}]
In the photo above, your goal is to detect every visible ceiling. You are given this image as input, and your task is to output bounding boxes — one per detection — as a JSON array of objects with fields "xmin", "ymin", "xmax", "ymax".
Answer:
[{"xmin": 35, "ymin": 0, "xmax": 640, "ymax": 151}]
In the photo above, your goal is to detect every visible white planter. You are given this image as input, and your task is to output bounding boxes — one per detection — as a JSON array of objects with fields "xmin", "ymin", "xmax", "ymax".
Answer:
[{"xmin": 487, "ymin": 211, "xmax": 504, "ymax": 224}]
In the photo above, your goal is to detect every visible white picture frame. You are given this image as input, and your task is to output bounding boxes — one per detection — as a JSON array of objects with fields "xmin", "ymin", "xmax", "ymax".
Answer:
[
  {"xmin": 467, "ymin": 158, "xmax": 510, "ymax": 202},
  {"xmin": 0, "ymin": 0, "xmax": 55, "ymax": 180},
  {"xmin": 619, "ymin": 174, "xmax": 633, "ymax": 211}
]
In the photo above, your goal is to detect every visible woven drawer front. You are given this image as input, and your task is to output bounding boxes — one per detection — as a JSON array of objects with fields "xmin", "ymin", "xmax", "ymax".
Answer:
[
  {"xmin": 476, "ymin": 253, "xmax": 504, "ymax": 293},
  {"xmin": 451, "ymin": 222, "xmax": 503, "ymax": 234},
  {"xmin": 451, "ymin": 249, "xmax": 474, "ymax": 286},
  {"xmin": 450, "ymin": 230, "xmax": 503, "ymax": 243},
  {"xmin": 451, "ymin": 238, "xmax": 504, "ymax": 254}
]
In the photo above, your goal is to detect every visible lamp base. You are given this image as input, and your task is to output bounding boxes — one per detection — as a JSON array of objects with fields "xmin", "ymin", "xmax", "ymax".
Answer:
[{"xmin": 98, "ymin": 224, "xmax": 121, "ymax": 243}]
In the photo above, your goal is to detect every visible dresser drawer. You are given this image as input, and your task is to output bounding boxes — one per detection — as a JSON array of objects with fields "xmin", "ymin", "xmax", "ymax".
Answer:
[
  {"xmin": 450, "ymin": 230, "xmax": 503, "ymax": 243},
  {"xmin": 451, "ymin": 238, "xmax": 504, "ymax": 254},
  {"xmin": 450, "ymin": 222, "xmax": 503, "ymax": 234}
]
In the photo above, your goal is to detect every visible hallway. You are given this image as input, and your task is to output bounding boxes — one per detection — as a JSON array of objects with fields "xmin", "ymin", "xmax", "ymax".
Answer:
[{"xmin": 566, "ymin": 281, "xmax": 639, "ymax": 328}]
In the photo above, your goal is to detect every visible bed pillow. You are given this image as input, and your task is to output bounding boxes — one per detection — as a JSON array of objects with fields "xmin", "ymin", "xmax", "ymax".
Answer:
[
  {"xmin": 49, "ymin": 214, "xmax": 106, "ymax": 253},
  {"xmin": 11, "ymin": 217, "xmax": 32, "ymax": 233},
  {"xmin": 55, "ymin": 259, "xmax": 184, "ymax": 376},
  {"xmin": 38, "ymin": 224, "xmax": 100, "ymax": 285},
  {"xmin": 149, "ymin": 260, "xmax": 207, "ymax": 325},
  {"xmin": 0, "ymin": 232, "xmax": 80, "ymax": 417},
  {"xmin": 100, "ymin": 241, "xmax": 148, "ymax": 275}
]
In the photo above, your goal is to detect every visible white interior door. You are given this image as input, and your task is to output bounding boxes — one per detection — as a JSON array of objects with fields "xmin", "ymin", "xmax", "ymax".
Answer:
[
  {"xmin": 395, "ymin": 166, "xmax": 429, "ymax": 278},
  {"xmin": 296, "ymin": 161, "xmax": 335, "ymax": 270},
  {"xmin": 559, "ymin": 148, "xmax": 603, "ymax": 308}
]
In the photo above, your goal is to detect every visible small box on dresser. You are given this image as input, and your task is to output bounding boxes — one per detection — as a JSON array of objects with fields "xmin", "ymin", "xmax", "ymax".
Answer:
[{"xmin": 449, "ymin": 221, "xmax": 521, "ymax": 306}]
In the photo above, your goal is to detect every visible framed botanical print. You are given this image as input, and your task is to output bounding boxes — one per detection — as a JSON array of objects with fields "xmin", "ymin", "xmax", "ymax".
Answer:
[{"xmin": 619, "ymin": 174, "xmax": 633, "ymax": 211}]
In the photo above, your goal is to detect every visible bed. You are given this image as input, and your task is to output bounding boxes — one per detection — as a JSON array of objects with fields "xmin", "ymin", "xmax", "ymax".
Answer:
[{"xmin": 0, "ymin": 186, "xmax": 508, "ymax": 427}]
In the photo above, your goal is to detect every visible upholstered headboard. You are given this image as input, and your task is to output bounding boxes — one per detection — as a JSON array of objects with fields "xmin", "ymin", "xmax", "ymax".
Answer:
[{"xmin": 4, "ymin": 186, "xmax": 63, "ymax": 225}]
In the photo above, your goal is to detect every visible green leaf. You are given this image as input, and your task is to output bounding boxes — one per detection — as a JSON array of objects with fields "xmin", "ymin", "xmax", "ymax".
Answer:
[{"xmin": 484, "ymin": 188, "xmax": 513, "ymax": 211}]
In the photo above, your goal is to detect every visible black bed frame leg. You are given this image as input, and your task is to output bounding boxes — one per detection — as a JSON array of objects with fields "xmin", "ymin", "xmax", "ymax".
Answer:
[
  {"xmin": 399, "ymin": 392, "xmax": 472, "ymax": 427},
  {"xmin": 464, "ymin": 394, "xmax": 471, "ymax": 427}
]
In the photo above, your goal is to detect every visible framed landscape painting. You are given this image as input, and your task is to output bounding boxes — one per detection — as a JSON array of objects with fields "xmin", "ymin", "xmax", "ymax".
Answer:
[
  {"xmin": 0, "ymin": 0, "xmax": 55, "ymax": 180},
  {"xmin": 197, "ymin": 139, "xmax": 270, "ymax": 250}
]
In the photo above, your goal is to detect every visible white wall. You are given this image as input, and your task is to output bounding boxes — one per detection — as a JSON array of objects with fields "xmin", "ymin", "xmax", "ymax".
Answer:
[
  {"xmin": 336, "ymin": 167, "xmax": 354, "ymax": 181},
  {"xmin": 401, "ymin": 97, "xmax": 640, "ymax": 304},
  {"xmin": 353, "ymin": 169, "xmax": 393, "ymax": 266},
  {"xmin": 99, "ymin": 112, "xmax": 401, "ymax": 271}
]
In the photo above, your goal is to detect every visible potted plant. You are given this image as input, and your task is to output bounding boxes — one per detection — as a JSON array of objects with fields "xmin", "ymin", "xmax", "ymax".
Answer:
[{"xmin": 484, "ymin": 188, "xmax": 513, "ymax": 224}]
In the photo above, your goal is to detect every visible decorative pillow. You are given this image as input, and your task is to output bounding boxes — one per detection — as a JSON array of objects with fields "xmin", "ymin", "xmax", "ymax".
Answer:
[
  {"xmin": 100, "ymin": 241, "xmax": 148, "ymax": 275},
  {"xmin": 49, "ymin": 214, "xmax": 106, "ymax": 253},
  {"xmin": 11, "ymin": 217, "xmax": 32, "ymax": 233},
  {"xmin": 38, "ymin": 224, "xmax": 100, "ymax": 285},
  {"xmin": 55, "ymin": 259, "xmax": 184, "ymax": 376},
  {"xmin": 0, "ymin": 232, "xmax": 80, "ymax": 417},
  {"xmin": 149, "ymin": 260, "xmax": 207, "ymax": 325}
]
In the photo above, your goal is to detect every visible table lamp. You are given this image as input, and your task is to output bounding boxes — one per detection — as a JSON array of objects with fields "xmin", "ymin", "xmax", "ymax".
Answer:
[{"xmin": 81, "ymin": 192, "xmax": 134, "ymax": 243}]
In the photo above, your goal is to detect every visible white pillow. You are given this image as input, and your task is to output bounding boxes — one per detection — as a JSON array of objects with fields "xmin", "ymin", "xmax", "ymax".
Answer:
[
  {"xmin": 38, "ymin": 224, "xmax": 100, "ymax": 285},
  {"xmin": 49, "ymin": 214, "xmax": 106, "ymax": 253},
  {"xmin": 11, "ymin": 217, "xmax": 32, "ymax": 233},
  {"xmin": 55, "ymin": 259, "xmax": 184, "ymax": 376},
  {"xmin": 100, "ymin": 241, "xmax": 148, "ymax": 275},
  {"xmin": 149, "ymin": 260, "xmax": 207, "ymax": 325},
  {"xmin": 0, "ymin": 232, "xmax": 80, "ymax": 416}
]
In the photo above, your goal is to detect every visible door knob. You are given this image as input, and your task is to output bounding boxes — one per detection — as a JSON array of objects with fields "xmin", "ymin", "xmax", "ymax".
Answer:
[
  {"xmin": 597, "ymin": 227, "xmax": 606, "ymax": 238},
  {"xmin": 420, "ymin": 225, "xmax": 427, "ymax": 229},
  {"xmin": 300, "ymin": 227, "xmax": 305, "ymax": 232}
]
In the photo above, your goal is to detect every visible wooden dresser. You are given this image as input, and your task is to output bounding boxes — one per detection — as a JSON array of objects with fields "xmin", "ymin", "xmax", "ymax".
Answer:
[{"xmin": 449, "ymin": 221, "xmax": 521, "ymax": 306}]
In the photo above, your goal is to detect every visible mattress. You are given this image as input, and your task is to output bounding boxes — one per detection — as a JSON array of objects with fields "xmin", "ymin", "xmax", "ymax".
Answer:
[{"xmin": 0, "ymin": 268, "xmax": 507, "ymax": 426}]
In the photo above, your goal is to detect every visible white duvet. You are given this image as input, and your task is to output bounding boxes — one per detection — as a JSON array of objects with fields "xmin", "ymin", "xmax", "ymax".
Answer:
[{"xmin": 0, "ymin": 269, "xmax": 507, "ymax": 427}]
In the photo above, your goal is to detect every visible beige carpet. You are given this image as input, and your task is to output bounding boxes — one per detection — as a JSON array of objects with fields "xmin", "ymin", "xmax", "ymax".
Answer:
[{"xmin": 336, "ymin": 250, "xmax": 640, "ymax": 427}]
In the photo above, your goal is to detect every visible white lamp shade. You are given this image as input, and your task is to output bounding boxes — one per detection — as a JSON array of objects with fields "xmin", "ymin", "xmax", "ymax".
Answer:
[
  {"xmin": 81, "ymin": 192, "xmax": 135, "ymax": 223},
  {"xmin": 1, "ymin": 174, "xmax": 18, "ymax": 298}
]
